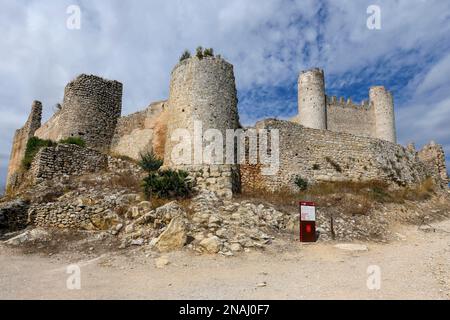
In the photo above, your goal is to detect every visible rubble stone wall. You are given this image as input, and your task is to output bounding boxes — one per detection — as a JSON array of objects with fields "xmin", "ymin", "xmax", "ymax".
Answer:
[
  {"xmin": 418, "ymin": 142, "xmax": 449, "ymax": 187},
  {"xmin": 240, "ymin": 119, "xmax": 437, "ymax": 192},
  {"xmin": 174, "ymin": 164, "xmax": 240, "ymax": 200},
  {"xmin": 30, "ymin": 144, "xmax": 108, "ymax": 184}
]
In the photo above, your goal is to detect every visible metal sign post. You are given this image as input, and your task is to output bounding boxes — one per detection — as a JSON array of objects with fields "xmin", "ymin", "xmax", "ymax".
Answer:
[{"xmin": 299, "ymin": 201, "xmax": 316, "ymax": 242}]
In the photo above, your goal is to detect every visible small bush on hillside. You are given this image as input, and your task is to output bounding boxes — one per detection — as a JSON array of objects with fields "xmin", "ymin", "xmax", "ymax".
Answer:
[
  {"xmin": 138, "ymin": 151, "xmax": 163, "ymax": 173},
  {"xmin": 111, "ymin": 171, "xmax": 141, "ymax": 192},
  {"xmin": 59, "ymin": 137, "xmax": 86, "ymax": 147},
  {"xmin": 325, "ymin": 157, "xmax": 342, "ymax": 172},
  {"xmin": 22, "ymin": 137, "xmax": 56, "ymax": 169},
  {"xmin": 294, "ymin": 176, "xmax": 308, "ymax": 191},
  {"xmin": 142, "ymin": 169, "xmax": 192, "ymax": 199}
]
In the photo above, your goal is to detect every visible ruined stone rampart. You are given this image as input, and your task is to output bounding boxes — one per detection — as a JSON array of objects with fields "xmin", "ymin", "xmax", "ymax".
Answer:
[
  {"xmin": 35, "ymin": 74, "xmax": 123, "ymax": 151},
  {"xmin": 30, "ymin": 144, "xmax": 107, "ymax": 184},
  {"xmin": 6, "ymin": 101, "xmax": 42, "ymax": 190},
  {"xmin": 240, "ymin": 119, "xmax": 437, "ymax": 192},
  {"xmin": 418, "ymin": 142, "xmax": 449, "ymax": 187}
]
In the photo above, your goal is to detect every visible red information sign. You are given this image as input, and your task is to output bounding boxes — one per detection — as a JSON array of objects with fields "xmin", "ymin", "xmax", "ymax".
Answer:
[{"xmin": 299, "ymin": 201, "xmax": 316, "ymax": 242}]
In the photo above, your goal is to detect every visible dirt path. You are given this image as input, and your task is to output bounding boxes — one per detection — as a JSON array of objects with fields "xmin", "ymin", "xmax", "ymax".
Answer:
[{"xmin": 1, "ymin": 219, "xmax": 449, "ymax": 300}]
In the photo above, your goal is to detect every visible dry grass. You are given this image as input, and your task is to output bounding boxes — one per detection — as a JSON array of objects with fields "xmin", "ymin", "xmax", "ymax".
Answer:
[
  {"xmin": 237, "ymin": 178, "xmax": 437, "ymax": 216},
  {"xmin": 108, "ymin": 152, "xmax": 137, "ymax": 163},
  {"xmin": 110, "ymin": 171, "xmax": 142, "ymax": 192}
]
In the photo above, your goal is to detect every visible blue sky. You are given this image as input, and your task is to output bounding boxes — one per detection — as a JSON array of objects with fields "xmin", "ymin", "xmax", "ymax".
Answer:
[{"xmin": 1, "ymin": 0, "xmax": 450, "ymax": 193}]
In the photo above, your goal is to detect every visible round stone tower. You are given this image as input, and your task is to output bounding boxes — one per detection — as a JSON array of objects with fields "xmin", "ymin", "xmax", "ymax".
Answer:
[
  {"xmin": 297, "ymin": 68, "xmax": 327, "ymax": 130},
  {"xmin": 164, "ymin": 56, "xmax": 240, "ymax": 167},
  {"xmin": 370, "ymin": 86, "xmax": 397, "ymax": 143},
  {"xmin": 59, "ymin": 74, "xmax": 123, "ymax": 151}
]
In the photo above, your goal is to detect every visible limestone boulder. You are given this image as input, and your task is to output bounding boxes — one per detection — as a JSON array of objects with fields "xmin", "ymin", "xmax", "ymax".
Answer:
[
  {"xmin": 199, "ymin": 236, "xmax": 222, "ymax": 253},
  {"xmin": 153, "ymin": 217, "xmax": 187, "ymax": 252}
]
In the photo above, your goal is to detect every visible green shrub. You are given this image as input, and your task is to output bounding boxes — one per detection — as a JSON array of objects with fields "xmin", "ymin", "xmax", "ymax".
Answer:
[
  {"xmin": 312, "ymin": 164, "xmax": 320, "ymax": 170},
  {"xmin": 196, "ymin": 46, "xmax": 204, "ymax": 59},
  {"xmin": 22, "ymin": 137, "xmax": 56, "ymax": 169},
  {"xmin": 179, "ymin": 50, "xmax": 191, "ymax": 62},
  {"xmin": 59, "ymin": 137, "xmax": 86, "ymax": 147},
  {"xmin": 142, "ymin": 169, "xmax": 192, "ymax": 199},
  {"xmin": 203, "ymin": 48, "xmax": 214, "ymax": 57},
  {"xmin": 139, "ymin": 151, "xmax": 163, "ymax": 173},
  {"xmin": 325, "ymin": 157, "xmax": 342, "ymax": 172},
  {"xmin": 294, "ymin": 176, "xmax": 308, "ymax": 191}
]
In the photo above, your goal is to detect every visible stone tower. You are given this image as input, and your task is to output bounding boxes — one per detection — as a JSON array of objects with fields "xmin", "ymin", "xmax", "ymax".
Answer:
[
  {"xmin": 35, "ymin": 74, "xmax": 123, "ymax": 152},
  {"xmin": 297, "ymin": 68, "xmax": 327, "ymax": 130},
  {"xmin": 164, "ymin": 56, "xmax": 240, "ymax": 167},
  {"xmin": 370, "ymin": 86, "xmax": 396, "ymax": 143}
]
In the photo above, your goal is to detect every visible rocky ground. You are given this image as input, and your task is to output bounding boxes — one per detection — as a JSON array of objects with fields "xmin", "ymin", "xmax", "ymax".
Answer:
[
  {"xmin": 1, "ymin": 158, "xmax": 450, "ymax": 299},
  {"xmin": 0, "ymin": 218, "xmax": 449, "ymax": 299}
]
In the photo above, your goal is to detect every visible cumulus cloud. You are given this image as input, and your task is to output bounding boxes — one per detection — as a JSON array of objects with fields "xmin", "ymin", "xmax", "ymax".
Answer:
[{"xmin": 0, "ymin": 0, "xmax": 449, "ymax": 191}]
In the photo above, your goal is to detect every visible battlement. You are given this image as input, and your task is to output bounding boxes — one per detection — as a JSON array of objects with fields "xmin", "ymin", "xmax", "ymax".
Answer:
[{"xmin": 326, "ymin": 95, "xmax": 370, "ymax": 109}]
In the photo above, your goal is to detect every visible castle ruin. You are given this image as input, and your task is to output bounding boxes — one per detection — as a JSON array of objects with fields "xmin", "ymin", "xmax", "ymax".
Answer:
[
  {"xmin": 292, "ymin": 68, "xmax": 396, "ymax": 143},
  {"xmin": 5, "ymin": 56, "xmax": 449, "ymax": 195}
]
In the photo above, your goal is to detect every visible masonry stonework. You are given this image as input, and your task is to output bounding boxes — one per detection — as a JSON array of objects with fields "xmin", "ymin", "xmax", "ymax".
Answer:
[
  {"xmin": 297, "ymin": 68, "xmax": 327, "ymax": 130},
  {"xmin": 326, "ymin": 97, "xmax": 375, "ymax": 138},
  {"xmin": 30, "ymin": 144, "xmax": 108, "ymax": 184},
  {"xmin": 240, "ymin": 119, "xmax": 435, "ymax": 192},
  {"xmin": 34, "ymin": 74, "xmax": 123, "ymax": 151},
  {"xmin": 162, "ymin": 56, "xmax": 241, "ymax": 197},
  {"xmin": 6, "ymin": 101, "xmax": 42, "ymax": 190},
  {"xmin": 370, "ymin": 86, "xmax": 397, "ymax": 143},
  {"xmin": 418, "ymin": 142, "xmax": 449, "ymax": 187},
  {"xmin": 164, "ymin": 56, "xmax": 240, "ymax": 166}
]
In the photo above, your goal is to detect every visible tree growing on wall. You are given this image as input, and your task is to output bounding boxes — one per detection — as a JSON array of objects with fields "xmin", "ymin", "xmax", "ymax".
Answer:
[
  {"xmin": 179, "ymin": 50, "xmax": 191, "ymax": 62},
  {"xmin": 203, "ymin": 48, "xmax": 214, "ymax": 57},
  {"xmin": 196, "ymin": 46, "xmax": 204, "ymax": 59}
]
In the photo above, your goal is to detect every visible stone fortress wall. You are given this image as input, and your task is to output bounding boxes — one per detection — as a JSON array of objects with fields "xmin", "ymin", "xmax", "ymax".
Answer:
[
  {"xmin": 325, "ymin": 96, "xmax": 375, "ymax": 138},
  {"xmin": 29, "ymin": 144, "xmax": 108, "ymax": 185},
  {"xmin": 240, "ymin": 119, "xmax": 446, "ymax": 193},
  {"xmin": 5, "ymin": 56, "xmax": 449, "ymax": 196}
]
